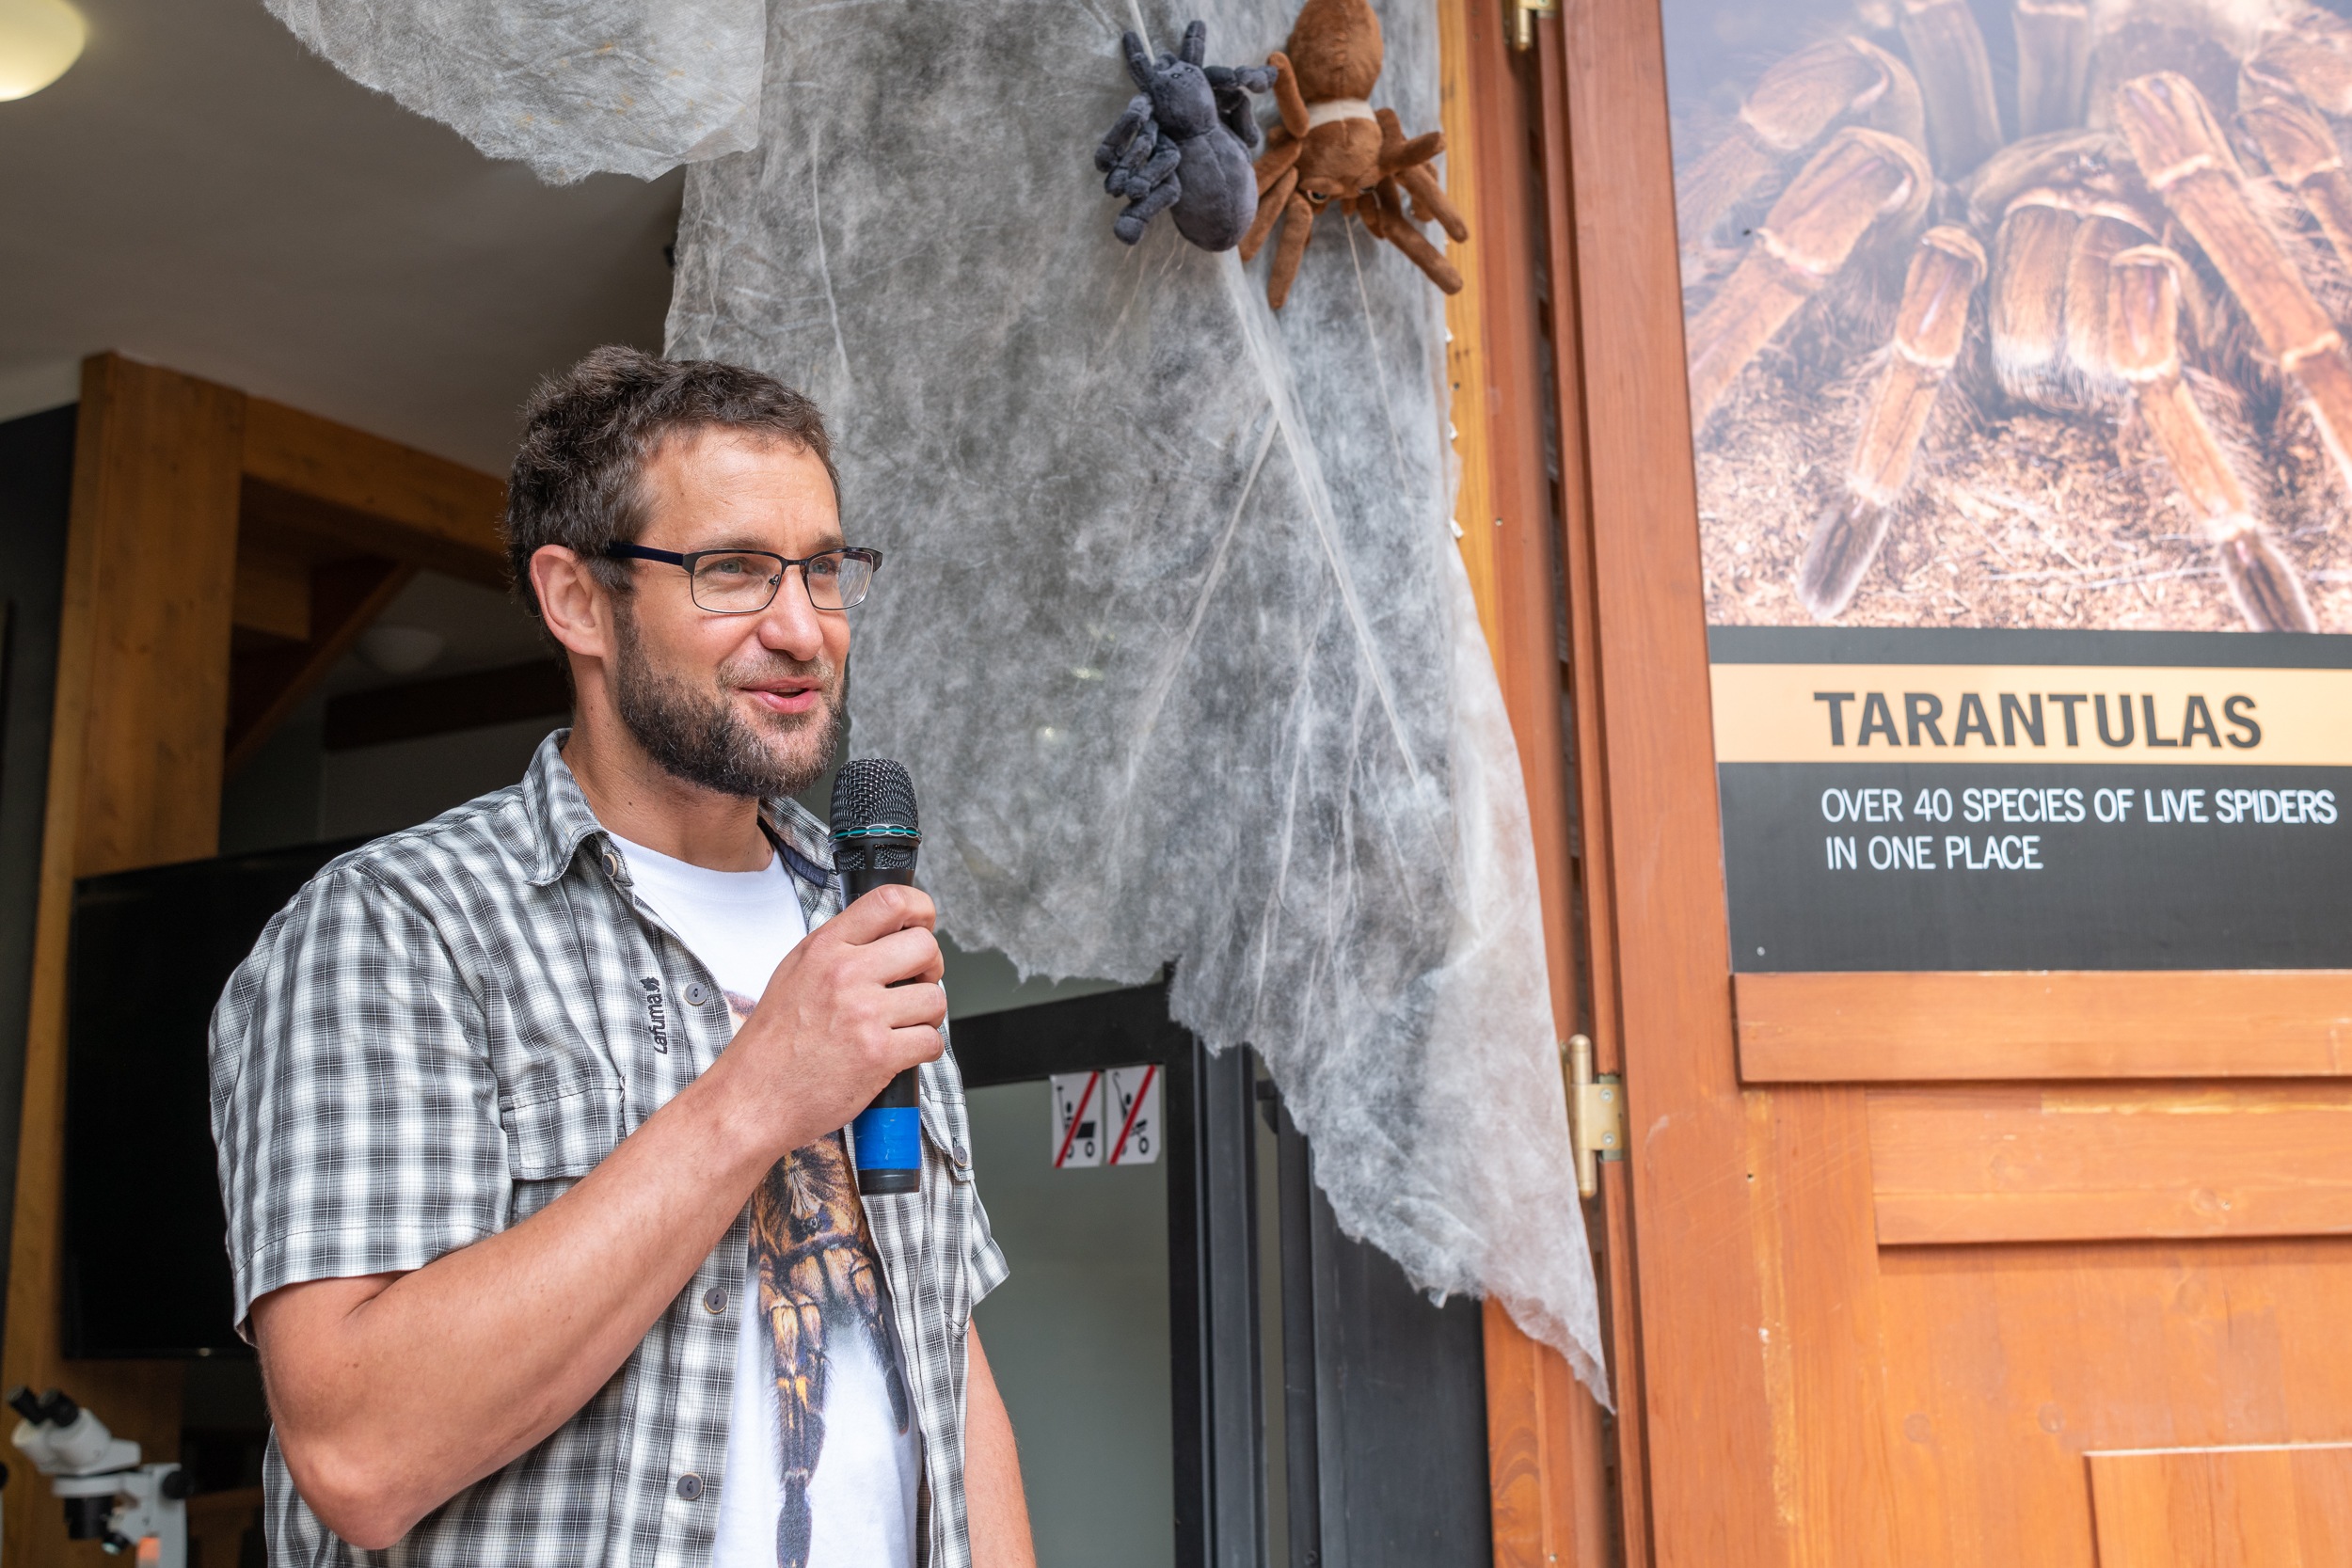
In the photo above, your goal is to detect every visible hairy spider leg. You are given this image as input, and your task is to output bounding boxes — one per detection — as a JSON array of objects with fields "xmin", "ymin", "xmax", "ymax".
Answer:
[
  {"xmin": 1800, "ymin": 225, "xmax": 1986, "ymax": 619},
  {"xmin": 1677, "ymin": 37, "xmax": 1923, "ymax": 249},
  {"xmin": 2121, "ymin": 72, "xmax": 2352, "ymax": 542},
  {"xmin": 2014, "ymin": 0, "xmax": 2093, "ymax": 137},
  {"xmin": 1684, "ymin": 126, "xmax": 1933, "ymax": 429},
  {"xmin": 1901, "ymin": 0, "xmax": 2003, "ymax": 177},
  {"xmin": 2107, "ymin": 245, "xmax": 2316, "ymax": 630},
  {"xmin": 2241, "ymin": 97, "xmax": 2352, "ymax": 275}
]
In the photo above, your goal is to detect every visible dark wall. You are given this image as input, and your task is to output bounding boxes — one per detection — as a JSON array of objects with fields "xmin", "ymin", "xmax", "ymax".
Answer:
[{"xmin": 0, "ymin": 404, "xmax": 78, "ymax": 1304}]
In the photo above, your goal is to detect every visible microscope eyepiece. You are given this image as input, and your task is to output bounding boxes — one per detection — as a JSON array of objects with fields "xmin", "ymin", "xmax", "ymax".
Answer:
[
  {"xmin": 5, "ymin": 1386, "xmax": 40, "ymax": 1424},
  {"xmin": 38, "ymin": 1389, "xmax": 79, "ymax": 1427}
]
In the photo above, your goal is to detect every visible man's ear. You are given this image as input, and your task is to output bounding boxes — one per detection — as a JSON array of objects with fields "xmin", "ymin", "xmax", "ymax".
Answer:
[{"xmin": 532, "ymin": 545, "xmax": 616, "ymax": 663}]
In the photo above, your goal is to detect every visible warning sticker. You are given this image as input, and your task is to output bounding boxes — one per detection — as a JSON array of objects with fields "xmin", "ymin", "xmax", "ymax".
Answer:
[
  {"xmin": 1049, "ymin": 1071, "xmax": 1104, "ymax": 1168},
  {"xmin": 1104, "ymin": 1065, "xmax": 1161, "ymax": 1166}
]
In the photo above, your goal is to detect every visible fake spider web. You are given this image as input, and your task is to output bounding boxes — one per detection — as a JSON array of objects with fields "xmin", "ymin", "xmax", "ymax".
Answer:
[{"xmin": 271, "ymin": 0, "xmax": 1607, "ymax": 1398}]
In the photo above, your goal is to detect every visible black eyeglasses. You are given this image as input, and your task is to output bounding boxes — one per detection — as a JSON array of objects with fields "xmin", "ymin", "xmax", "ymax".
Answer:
[{"xmin": 603, "ymin": 544, "xmax": 882, "ymax": 613}]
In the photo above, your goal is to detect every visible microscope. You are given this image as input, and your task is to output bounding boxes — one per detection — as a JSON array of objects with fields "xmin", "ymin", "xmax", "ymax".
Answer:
[{"xmin": 8, "ymin": 1386, "xmax": 188, "ymax": 1564}]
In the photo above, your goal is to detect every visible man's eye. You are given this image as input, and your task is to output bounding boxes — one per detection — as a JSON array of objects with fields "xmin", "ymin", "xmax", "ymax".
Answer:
[
  {"xmin": 808, "ymin": 557, "xmax": 841, "ymax": 578},
  {"xmin": 707, "ymin": 557, "xmax": 754, "ymax": 578}
]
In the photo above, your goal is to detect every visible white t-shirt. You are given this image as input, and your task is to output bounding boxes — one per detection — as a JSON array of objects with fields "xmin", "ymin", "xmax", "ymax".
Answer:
[{"xmin": 612, "ymin": 832, "xmax": 921, "ymax": 1568}]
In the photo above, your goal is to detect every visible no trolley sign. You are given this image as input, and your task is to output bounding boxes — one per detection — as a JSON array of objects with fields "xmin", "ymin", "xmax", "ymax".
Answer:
[{"xmin": 1709, "ymin": 627, "xmax": 2352, "ymax": 972}]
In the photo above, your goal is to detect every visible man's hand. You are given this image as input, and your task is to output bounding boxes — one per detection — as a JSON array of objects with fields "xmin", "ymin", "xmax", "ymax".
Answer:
[{"xmin": 710, "ymin": 881, "xmax": 947, "ymax": 1162}]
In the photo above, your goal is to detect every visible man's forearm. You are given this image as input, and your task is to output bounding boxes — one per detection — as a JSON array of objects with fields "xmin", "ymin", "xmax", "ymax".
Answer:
[
  {"xmin": 964, "ymin": 1323, "xmax": 1039, "ymax": 1568},
  {"xmin": 253, "ymin": 1050, "xmax": 777, "ymax": 1548}
]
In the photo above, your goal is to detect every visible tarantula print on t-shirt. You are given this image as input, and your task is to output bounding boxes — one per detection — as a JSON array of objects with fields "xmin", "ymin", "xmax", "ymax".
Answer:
[{"xmin": 729, "ymin": 992, "xmax": 914, "ymax": 1568}]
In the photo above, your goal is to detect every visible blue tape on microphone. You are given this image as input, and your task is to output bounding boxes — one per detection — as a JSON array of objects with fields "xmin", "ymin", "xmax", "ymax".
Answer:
[{"xmin": 852, "ymin": 1105, "xmax": 922, "ymax": 1175}]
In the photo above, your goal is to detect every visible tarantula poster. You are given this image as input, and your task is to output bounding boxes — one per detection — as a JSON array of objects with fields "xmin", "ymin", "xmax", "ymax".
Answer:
[{"xmin": 1672, "ymin": 0, "xmax": 2352, "ymax": 631}]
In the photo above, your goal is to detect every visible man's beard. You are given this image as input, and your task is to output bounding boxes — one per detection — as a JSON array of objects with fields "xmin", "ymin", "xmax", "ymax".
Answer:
[{"xmin": 609, "ymin": 603, "xmax": 843, "ymax": 800}]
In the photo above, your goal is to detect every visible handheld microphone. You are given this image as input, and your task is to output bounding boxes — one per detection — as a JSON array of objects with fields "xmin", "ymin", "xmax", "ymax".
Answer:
[{"xmin": 831, "ymin": 758, "xmax": 924, "ymax": 1196}]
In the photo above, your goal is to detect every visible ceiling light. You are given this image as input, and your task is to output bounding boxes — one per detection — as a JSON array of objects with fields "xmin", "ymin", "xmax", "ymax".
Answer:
[{"xmin": 0, "ymin": 0, "xmax": 85, "ymax": 103}]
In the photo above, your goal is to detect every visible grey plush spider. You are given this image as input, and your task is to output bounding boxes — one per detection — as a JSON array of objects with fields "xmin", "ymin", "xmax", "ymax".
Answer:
[{"xmin": 1094, "ymin": 22, "xmax": 1276, "ymax": 251}]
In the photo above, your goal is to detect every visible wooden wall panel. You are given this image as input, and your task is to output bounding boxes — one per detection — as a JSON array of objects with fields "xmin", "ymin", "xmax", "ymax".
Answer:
[
  {"xmin": 1878, "ymin": 1239, "xmax": 2352, "ymax": 1565},
  {"xmin": 1869, "ymin": 1085, "xmax": 2352, "ymax": 1245},
  {"xmin": 2087, "ymin": 1444, "xmax": 2352, "ymax": 1567},
  {"xmin": 2, "ymin": 354, "xmax": 245, "ymax": 1563},
  {"xmin": 1737, "ymin": 972, "xmax": 2352, "ymax": 1083}
]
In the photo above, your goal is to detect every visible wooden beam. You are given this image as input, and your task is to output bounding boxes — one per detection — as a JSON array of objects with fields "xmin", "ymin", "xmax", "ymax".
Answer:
[
  {"xmin": 323, "ymin": 658, "xmax": 570, "ymax": 752},
  {"xmin": 1437, "ymin": 2, "xmax": 1616, "ymax": 1563},
  {"xmin": 1735, "ymin": 971, "xmax": 2352, "ymax": 1082},
  {"xmin": 231, "ymin": 543, "xmax": 311, "ymax": 642},
  {"xmin": 225, "ymin": 557, "xmax": 417, "ymax": 775},
  {"xmin": 241, "ymin": 397, "xmax": 508, "ymax": 588},
  {"xmin": 3, "ymin": 353, "xmax": 244, "ymax": 1564}
]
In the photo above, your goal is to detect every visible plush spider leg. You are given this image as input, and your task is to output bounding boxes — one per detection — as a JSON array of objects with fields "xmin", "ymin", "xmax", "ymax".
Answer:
[
  {"xmin": 2013, "ymin": 0, "xmax": 2091, "ymax": 136},
  {"xmin": 1374, "ymin": 107, "xmax": 1470, "ymax": 241},
  {"xmin": 1241, "ymin": 166, "xmax": 1299, "ymax": 262},
  {"xmin": 1900, "ymin": 0, "xmax": 2004, "ymax": 176},
  {"xmin": 1798, "ymin": 226, "xmax": 1986, "ymax": 618},
  {"xmin": 2107, "ymin": 245, "xmax": 2317, "ymax": 630},
  {"xmin": 1363, "ymin": 198, "xmax": 1466, "ymax": 293},
  {"xmin": 2119, "ymin": 72, "xmax": 2352, "ymax": 499},
  {"xmin": 1254, "ymin": 134, "xmax": 1304, "ymax": 198},
  {"xmin": 1265, "ymin": 189, "xmax": 1320, "ymax": 309},
  {"xmin": 1113, "ymin": 140, "xmax": 1184, "ymax": 244},
  {"xmin": 1179, "ymin": 19, "xmax": 1207, "ymax": 67},
  {"xmin": 1677, "ymin": 38, "xmax": 1924, "ymax": 248},
  {"xmin": 1096, "ymin": 94, "xmax": 1152, "ymax": 181},
  {"xmin": 2241, "ymin": 96, "xmax": 2352, "ymax": 275},
  {"xmin": 1685, "ymin": 127, "xmax": 1933, "ymax": 428},
  {"xmin": 1265, "ymin": 51, "xmax": 1311, "ymax": 138}
]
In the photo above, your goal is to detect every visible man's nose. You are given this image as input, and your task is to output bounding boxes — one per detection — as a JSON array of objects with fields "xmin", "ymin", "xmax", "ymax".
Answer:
[{"xmin": 755, "ymin": 568, "xmax": 827, "ymax": 657}]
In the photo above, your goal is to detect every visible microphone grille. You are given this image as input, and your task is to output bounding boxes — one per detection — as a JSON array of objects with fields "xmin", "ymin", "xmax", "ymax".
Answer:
[{"xmin": 830, "ymin": 757, "xmax": 919, "ymax": 873}]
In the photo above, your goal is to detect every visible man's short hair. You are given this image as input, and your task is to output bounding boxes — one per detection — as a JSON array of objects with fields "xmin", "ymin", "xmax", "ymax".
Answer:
[{"xmin": 504, "ymin": 346, "xmax": 839, "ymax": 618}]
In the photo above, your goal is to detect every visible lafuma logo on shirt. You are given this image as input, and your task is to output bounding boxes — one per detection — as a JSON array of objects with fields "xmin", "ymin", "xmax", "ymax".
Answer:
[{"xmin": 639, "ymin": 976, "xmax": 670, "ymax": 1054}]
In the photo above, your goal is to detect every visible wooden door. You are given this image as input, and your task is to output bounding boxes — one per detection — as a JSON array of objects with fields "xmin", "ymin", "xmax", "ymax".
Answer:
[{"xmin": 1532, "ymin": 1, "xmax": 2352, "ymax": 1562}]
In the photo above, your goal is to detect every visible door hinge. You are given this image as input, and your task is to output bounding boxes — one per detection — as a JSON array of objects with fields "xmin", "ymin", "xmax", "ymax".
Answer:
[
  {"xmin": 1513, "ymin": 0, "xmax": 1559, "ymax": 52},
  {"xmin": 1563, "ymin": 1034, "xmax": 1624, "ymax": 1198}
]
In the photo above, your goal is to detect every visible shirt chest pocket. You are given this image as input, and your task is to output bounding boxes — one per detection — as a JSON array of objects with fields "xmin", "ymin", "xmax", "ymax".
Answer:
[{"xmin": 501, "ymin": 1083, "xmax": 625, "ymax": 1218}]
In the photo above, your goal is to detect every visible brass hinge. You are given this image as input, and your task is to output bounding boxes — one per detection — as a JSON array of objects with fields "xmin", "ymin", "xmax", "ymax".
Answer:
[
  {"xmin": 1563, "ymin": 1034, "xmax": 1625, "ymax": 1198},
  {"xmin": 1513, "ymin": 0, "xmax": 1559, "ymax": 52}
]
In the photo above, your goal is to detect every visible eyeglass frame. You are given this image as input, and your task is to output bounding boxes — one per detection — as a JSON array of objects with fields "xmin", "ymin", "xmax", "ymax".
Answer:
[{"xmin": 601, "ymin": 543, "xmax": 884, "ymax": 613}]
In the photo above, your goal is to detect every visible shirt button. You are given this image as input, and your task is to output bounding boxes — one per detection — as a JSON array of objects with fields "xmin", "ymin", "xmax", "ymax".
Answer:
[
  {"xmin": 951, "ymin": 1141, "xmax": 970, "ymax": 1166},
  {"xmin": 703, "ymin": 1286, "xmax": 729, "ymax": 1314},
  {"xmin": 683, "ymin": 981, "xmax": 710, "ymax": 1007},
  {"xmin": 676, "ymin": 1472, "xmax": 705, "ymax": 1501}
]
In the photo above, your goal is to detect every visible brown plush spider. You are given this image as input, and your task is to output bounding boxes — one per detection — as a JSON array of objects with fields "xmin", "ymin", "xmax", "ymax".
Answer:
[
  {"xmin": 1681, "ymin": 0, "xmax": 2352, "ymax": 631},
  {"xmin": 1237, "ymin": 0, "xmax": 1469, "ymax": 309}
]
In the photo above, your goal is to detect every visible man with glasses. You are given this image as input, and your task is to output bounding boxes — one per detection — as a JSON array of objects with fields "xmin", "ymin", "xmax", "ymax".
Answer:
[{"xmin": 209, "ymin": 347, "xmax": 1035, "ymax": 1568}]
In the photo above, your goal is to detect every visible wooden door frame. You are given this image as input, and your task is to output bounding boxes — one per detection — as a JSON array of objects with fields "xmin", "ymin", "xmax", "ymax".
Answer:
[{"xmin": 0, "ymin": 354, "xmax": 504, "ymax": 1565}]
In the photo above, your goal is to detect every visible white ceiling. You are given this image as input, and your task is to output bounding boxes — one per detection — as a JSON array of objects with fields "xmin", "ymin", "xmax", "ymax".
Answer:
[{"xmin": 0, "ymin": 0, "xmax": 684, "ymax": 474}]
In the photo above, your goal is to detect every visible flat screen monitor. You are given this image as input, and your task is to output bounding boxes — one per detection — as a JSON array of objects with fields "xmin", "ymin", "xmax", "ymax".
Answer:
[{"xmin": 63, "ymin": 838, "xmax": 360, "ymax": 1357}]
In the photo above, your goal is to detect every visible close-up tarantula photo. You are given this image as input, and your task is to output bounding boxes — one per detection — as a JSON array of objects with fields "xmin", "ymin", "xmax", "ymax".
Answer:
[{"xmin": 1673, "ymin": 0, "xmax": 2352, "ymax": 631}]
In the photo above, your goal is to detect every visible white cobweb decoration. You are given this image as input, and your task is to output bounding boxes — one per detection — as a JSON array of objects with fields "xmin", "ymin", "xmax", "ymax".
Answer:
[
  {"xmin": 266, "ymin": 0, "xmax": 1607, "ymax": 1395},
  {"xmin": 263, "ymin": 0, "xmax": 766, "ymax": 182}
]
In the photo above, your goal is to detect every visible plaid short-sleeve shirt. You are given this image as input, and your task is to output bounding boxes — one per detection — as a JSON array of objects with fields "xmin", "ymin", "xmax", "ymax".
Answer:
[{"xmin": 209, "ymin": 734, "xmax": 1009, "ymax": 1568}]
